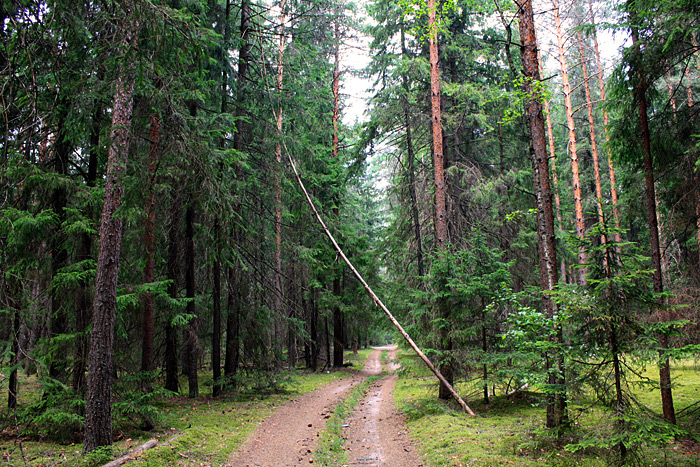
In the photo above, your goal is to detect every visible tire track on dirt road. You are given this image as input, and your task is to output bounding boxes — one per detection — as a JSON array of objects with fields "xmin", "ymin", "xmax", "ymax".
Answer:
[{"xmin": 343, "ymin": 345, "xmax": 423, "ymax": 466}]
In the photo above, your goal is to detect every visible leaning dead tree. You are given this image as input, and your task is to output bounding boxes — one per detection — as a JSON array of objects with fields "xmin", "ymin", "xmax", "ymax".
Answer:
[{"xmin": 285, "ymin": 149, "xmax": 477, "ymax": 416}]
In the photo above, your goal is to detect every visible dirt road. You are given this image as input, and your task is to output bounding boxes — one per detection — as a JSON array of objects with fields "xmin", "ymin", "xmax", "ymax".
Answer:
[
  {"xmin": 343, "ymin": 346, "xmax": 423, "ymax": 466},
  {"xmin": 228, "ymin": 346, "xmax": 421, "ymax": 466}
]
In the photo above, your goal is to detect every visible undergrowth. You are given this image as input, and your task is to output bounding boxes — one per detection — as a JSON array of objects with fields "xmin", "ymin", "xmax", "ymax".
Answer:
[{"xmin": 393, "ymin": 350, "xmax": 700, "ymax": 467}]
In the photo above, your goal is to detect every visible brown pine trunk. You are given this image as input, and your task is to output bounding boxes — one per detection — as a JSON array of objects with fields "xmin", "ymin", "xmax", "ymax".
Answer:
[
  {"xmin": 141, "ymin": 97, "xmax": 161, "ymax": 393},
  {"xmin": 553, "ymin": 0, "xmax": 585, "ymax": 282},
  {"xmin": 84, "ymin": 7, "xmax": 138, "ymax": 450},
  {"xmin": 576, "ymin": 32, "xmax": 607, "ymax": 249},
  {"xmin": 331, "ymin": 20, "xmax": 344, "ymax": 368},
  {"xmin": 428, "ymin": 0, "xmax": 452, "ymax": 400},
  {"xmin": 184, "ymin": 203, "xmax": 199, "ymax": 398},
  {"xmin": 517, "ymin": 0, "xmax": 567, "ymax": 428},
  {"xmin": 165, "ymin": 190, "xmax": 180, "ymax": 393},
  {"xmin": 541, "ymin": 58, "xmax": 567, "ymax": 282},
  {"xmin": 629, "ymin": 11, "xmax": 675, "ymax": 424},
  {"xmin": 588, "ymin": 0, "xmax": 621, "ymax": 242}
]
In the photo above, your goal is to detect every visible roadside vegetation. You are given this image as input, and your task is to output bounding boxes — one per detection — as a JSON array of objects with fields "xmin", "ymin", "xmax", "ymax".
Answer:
[{"xmin": 393, "ymin": 351, "xmax": 700, "ymax": 467}]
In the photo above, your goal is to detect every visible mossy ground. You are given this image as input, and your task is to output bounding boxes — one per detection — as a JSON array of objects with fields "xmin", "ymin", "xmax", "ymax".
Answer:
[{"xmin": 393, "ymin": 351, "xmax": 700, "ymax": 467}]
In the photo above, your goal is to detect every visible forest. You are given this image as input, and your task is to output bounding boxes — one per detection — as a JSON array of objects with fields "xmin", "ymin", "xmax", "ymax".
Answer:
[{"xmin": 1, "ymin": 0, "xmax": 699, "ymax": 465}]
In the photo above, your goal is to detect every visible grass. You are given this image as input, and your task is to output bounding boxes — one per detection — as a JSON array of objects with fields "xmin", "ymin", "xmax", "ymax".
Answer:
[{"xmin": 392, "ymin": 350, "xmax": 700, "ymax": 467}]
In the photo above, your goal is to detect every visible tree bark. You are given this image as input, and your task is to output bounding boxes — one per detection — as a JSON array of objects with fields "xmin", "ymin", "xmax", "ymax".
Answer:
[
  {"xmin": 331, "ymin": 19, "xmax": 345, "ymax": 368},
  {"xmin": 541, "ymin": 60, "xmax": 567, "ymax": 283},
  {"xmin": 588, "ymin": 0, "xmax": 622, "ymax": 242},
  {"xmin": 8, "ymin": 308, "xmax": 19, "ymax": 409},
  {"xmin": 212, "ymin": 235, "xmax": 222, "ymax": 396},
  {"xmin": 225, "ymin": 0, "xmax": 250, "ymax": 384},
  {"xmin": 553, "ymin": 0, "xmax": 585, "ymax": 282},
  {"xmin": 576, "ymin": 32, "xmax": 607, "ymax": 250},
  {"xmin": 141, "ymin": 89, "xmax": 162, "ymax": 393},
  {"xmin": 629, "ymin": 9, "xmax": 675, "ymax": 424},
  {"xmin": 165, "ymin": 188, "xmax": 180, "ymax": 393},
  {"xmin": 84, "ymin": 6, "xmax": 138, "ymax": 450},
  {"xmin": 273, "ymin": 0, "xmax": 287, "ymax": 365},
  {"xmin": 517, "ymin": 0, "xmax": 567, "ymax": 428},
  {"xmin": 211, "ymin": 0, "xmax": 231, "ymax": 398},
  {"xmin": 427, "ymin": 0, "xmax": 452, "ymax": 401},
  {"xmin": 184, "ymin": 203, "xmax": 198, "ymax": 398}
]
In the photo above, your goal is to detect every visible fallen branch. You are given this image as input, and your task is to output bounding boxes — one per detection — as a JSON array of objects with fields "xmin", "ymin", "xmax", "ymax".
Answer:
[
  {"xmin": 101, "ymin": 439, "xmax": 158, "ymax": 467},
  {"xmin": 286, "ymin": 150, "xmax": 476, "ymax": 416}
]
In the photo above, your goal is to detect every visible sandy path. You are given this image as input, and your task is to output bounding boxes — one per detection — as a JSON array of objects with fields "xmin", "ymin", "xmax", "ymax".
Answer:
[
  {"xmin": 227, "ymin": 375, "xmax": 362, "ymax": 466},
  {"xmin": 343, "ymin": 346, "xmax": 423, "ymax": 466}
]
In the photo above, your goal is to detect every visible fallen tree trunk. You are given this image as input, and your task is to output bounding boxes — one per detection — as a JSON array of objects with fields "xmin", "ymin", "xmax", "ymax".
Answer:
[
  {"xmin": 286, "ymin": 151, "xmax": 476, "ymax": 416},
  {"xmin": 101, "ymin": 439, "xmax": 158, "ymax": 467}
]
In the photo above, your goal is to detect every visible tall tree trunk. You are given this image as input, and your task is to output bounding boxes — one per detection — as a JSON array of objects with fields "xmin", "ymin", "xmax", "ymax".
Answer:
[
  {"xmin": 141, "ymin": 85, "xmax": 162, "ymax": 393},
  {"xmin": 84, "ymin": 6, "xmax": 138, "ymax": 450},
  {"xmin": 553, "ymin": 0, "xmax": 585, "ymax": 282},
  {"xmin": 185, "ymin": 202, "xmax": 198, "ymax": 398},
  {"xmin": 211, "ymin": 0, "xmax": 231, "ymax": 398},
  {"xmin": 428, "ymin": 0, "xmax": 452, "ymax": 400},
  {"xmin": 517, "ymin": 0, "xmax": 567, "ymax": 428},
  {"xmin": 273, "ymin": 0, "xmax": 287, "ymax": 365},
  {"xmin": 8, "ymin": 307, "xmax": 19, "ymax": 408},
  {"xmin": 331, "ymin": 20, "xmax": 344, "ymax": 368},
  {"xmin": 212, "ymin": 238, "xmax": 222, "ymax": 396},
  {"xmin": 49, "ymin": 105, "xmax": 70, "ymax": 382},
  {"xmin": 588, "ymin": 0, "xmax": 621, "ymax": 242},
  {"xmin": 224, "ymin": 264, "xmax": 240, "ymax": 383},
  {"xmin": 225, "ymin": 0, "xmax": 250, "ymax": 383},
  {"xmin": 401, "ymin": 20, "xmax": 424, "ymax": 279},
  {"xmin": 165, "ymin": 190, "xmax": 180, "ymax": 393},
  {"xmin": 540, "ymin": 56, "xmax": 567, "ymax": 283},
  {"xmin": 576, "ymin": 32, "xmax": 607, "ymax": 251},
  {"xmin": 73, "ymin": 101, "xmax": 103, "ymax": 394},
  {"xmin": 628, "ymin": 9, "xmax": 675, "ymax": 424}
]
